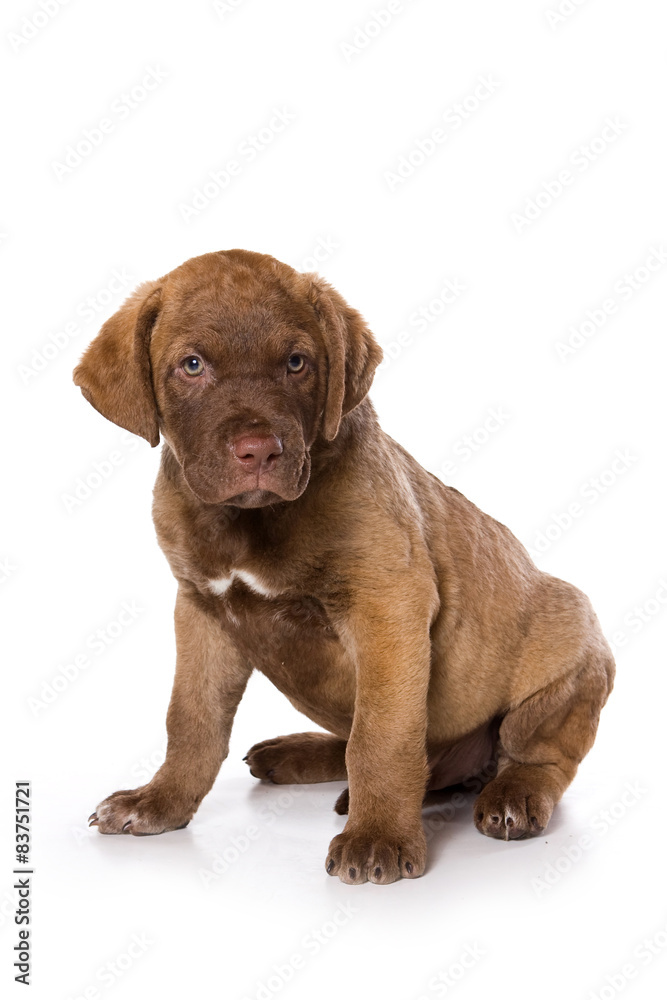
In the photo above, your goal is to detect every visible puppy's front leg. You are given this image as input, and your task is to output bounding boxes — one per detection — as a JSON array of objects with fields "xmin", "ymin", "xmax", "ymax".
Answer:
[
  {"xmin": 326, "ymin": 587, "xmax": 433, "ymax": 884},
  {"xmin": 90, "ymin": 584, "xmax": 251, "ymax": 835}
]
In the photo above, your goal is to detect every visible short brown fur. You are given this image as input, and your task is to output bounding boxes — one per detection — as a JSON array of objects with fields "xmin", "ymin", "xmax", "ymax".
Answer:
[{"xmin": 76, "ymin": 250, "xmax": 615, "ymax": 884}]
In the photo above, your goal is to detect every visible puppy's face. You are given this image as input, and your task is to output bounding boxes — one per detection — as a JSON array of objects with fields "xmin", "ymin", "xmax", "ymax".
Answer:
[
  {"xmin": 73, "ymin": 250, "xmax": 382, "ymax": 508},
  {"xmin": 152, "ymin": 261, "xmax": 326, "ymax": 507}
]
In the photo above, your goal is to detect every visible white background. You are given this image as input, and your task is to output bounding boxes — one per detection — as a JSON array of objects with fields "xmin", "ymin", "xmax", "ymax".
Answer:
[{"xmin": 3, "ymin": 1, "xmax": 666, "ymax": 998}]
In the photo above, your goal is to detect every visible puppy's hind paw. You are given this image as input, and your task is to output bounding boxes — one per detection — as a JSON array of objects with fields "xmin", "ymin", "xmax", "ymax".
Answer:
[{"xmin": 334, "ymin": 787, "xmax": 349, "ymax": 815}]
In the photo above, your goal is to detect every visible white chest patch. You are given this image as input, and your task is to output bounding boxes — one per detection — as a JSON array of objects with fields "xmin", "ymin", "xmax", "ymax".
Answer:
[{"xmin": 208, "ymin": 569, "xmax": 276, "ymax": 599}]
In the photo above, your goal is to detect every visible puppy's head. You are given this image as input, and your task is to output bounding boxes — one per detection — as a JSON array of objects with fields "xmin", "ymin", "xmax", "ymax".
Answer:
[{"xmin": 73, "ymin": 250, "xmax": 382, "ymax": 507}]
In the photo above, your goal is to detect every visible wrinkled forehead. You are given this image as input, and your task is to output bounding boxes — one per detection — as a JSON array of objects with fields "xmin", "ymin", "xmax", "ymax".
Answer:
[{"xmin": 152, "ymin": 260, "xmax": 321, "ymax": 364}]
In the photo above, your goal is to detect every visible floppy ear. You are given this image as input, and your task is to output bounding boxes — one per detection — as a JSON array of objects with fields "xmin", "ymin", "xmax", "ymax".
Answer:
[
  {"xmin": 73, "ymin": 280, "xmax": 162, "ymax": 447},
  {"xmin": 306, "ymin": 275, "xmax": 383, "ymax": 441}
]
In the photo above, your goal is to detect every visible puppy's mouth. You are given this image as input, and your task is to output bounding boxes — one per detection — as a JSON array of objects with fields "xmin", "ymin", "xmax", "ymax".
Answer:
[
  {"xmin": 224, "ymin": 488, "xmax": 288, "ymax": 509},
  {"xmin": 181, "ymin": 451, "xmax": 311, "ymax": 508}
]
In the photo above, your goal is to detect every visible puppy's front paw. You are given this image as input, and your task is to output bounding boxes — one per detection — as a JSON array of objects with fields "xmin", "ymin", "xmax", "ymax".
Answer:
[
  {"xmin": 325, "ymin": 825, "xmax": 426, "ymax": 885},
  {"xmin": 88, "ymin": 783, "xmax": 194, "ymax": 836}
]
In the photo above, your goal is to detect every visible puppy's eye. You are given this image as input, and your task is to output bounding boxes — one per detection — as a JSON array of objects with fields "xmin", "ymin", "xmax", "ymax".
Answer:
[
  {"xmin": 182, "ymin": 356, "xmax": 204, "ymax": 376},
  {"xmin": 287, "ymin": 354, "xmax": 305, "ymax": 373}
]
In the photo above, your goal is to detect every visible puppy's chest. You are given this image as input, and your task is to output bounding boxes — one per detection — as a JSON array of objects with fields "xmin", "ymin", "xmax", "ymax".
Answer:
[
  {"xmin": 203, "ymin": 567, "xmax": 337, "ymax": 639},
  {"xmin": 207, "ymin": 567, "xmax": 276, "ymax": 600},
  {"xmin": 166, "ymin": 508, "xmax": 340, "ymax": 639}
]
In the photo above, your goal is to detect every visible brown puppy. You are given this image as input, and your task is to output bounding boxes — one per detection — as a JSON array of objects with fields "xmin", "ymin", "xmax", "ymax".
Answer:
[{"xmin": 75, "ymin": 250, "xmax": 615, "ymax": 884}]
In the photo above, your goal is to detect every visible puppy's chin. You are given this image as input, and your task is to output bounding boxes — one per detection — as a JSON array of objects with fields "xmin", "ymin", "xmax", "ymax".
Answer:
[
  {"xmin": 223, "ymin": 489, "xmax": 288, "ymax": 509},
  {"xmin": 181, "ymin": 453, "xmax": 310, "ymax": 508},
  {"xmin": 182, "ymin": 465, "xmax": 311, "ymax": 507},
  {"xmin": 220, "ymin": 471, "xmax": 311, "ymax": 506}
]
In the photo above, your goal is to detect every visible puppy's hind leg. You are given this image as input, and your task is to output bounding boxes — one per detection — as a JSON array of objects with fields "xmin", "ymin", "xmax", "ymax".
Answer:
[
  {"xmin": 474, "ymin": 644, "xmax": 614, "ymax": 840},
  {"xmin": 245, "ymin": 731, "xmax": 347, "ymax": 784}
]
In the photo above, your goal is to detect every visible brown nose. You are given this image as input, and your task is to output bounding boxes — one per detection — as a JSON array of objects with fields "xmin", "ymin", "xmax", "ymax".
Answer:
[{"xmin": 231, "ymin": 434, "xmax": 283, "ymax": 474}]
